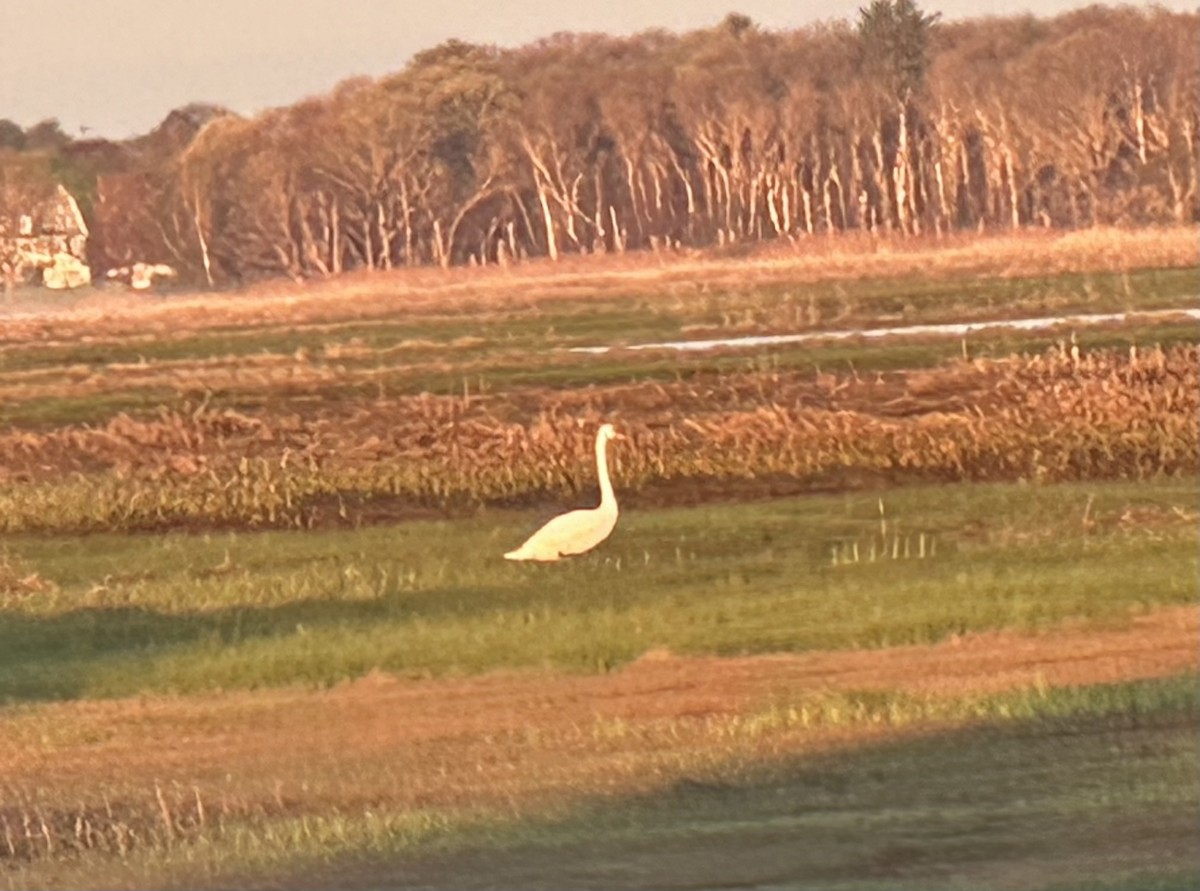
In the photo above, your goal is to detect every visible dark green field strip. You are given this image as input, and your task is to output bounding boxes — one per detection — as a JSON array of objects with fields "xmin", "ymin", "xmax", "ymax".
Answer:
[
  {"xmin": 0, "ymin": 386, "xmax": 180, "ymax": 428},
  {"xmin": 0, "ymin": 297, "xmax": 690, "ymax": 373},
  {"xmin": 2, "ymin": 266, "xmax": 1194, "ymax": 376},
  {"xmin": 2, "ymin": 316, "xmax": 1196, "ymax": 430},
  {"xmin": 682, "ymin": 264, "xmax": 1200, "ymax": 331},
  {"xmin": 2, "ymin": 479, "xmax": 1195, "ymax": 703},
  {"xmin": 9, "ymin": 674, "xmax": 1195, "ymax": 890},
  {"xmin": 339, "ymin": 679, "xmax": 1199, "ymax": 891}
]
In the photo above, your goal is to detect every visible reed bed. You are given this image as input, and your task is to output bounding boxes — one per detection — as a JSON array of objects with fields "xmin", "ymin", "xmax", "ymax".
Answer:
[{"xmin": 1, "ymin": 343, "xmax": 1194, "ymax": 534}]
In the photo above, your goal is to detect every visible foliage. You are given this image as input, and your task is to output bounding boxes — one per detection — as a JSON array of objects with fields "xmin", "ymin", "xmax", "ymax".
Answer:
[
  {"xmin": 21, "ymin": 119, "xmax": 70, "ymax": 153},
  {"xmin": 857, "ymin": 0, "xmax": 941, "ymax": 99},
  {"xmin": 4, "ymin": 6, "xmax": 1196, "ymax": 282},
  {"xmin": 0, "ymin": 119, "xmax": 26, "ymax": 151}
]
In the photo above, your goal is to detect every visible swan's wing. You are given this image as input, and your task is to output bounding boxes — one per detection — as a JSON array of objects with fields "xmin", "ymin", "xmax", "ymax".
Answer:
[{"xmin": 508, "ymin": 506, "xmax": 617, "ymax": 559}]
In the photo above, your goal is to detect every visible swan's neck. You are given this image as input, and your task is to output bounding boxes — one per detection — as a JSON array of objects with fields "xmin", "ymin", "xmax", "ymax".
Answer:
[{"xmin": 595, "ymin": 434, "xmax": 616, "ymax": 510}]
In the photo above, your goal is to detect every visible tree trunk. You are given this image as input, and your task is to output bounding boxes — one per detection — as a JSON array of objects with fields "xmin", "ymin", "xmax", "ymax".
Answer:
[
  {"xmin": 872, "ymin": 129, "xmax": 892, "ymax": 231},
  {"xmin": 365, "ymin": 210, "xmax": 380, "ymax": 268},
  {"xmin": 191, "ymin": 186, "xmax": 214, "ymax": 287},
  {"xmin": 399, "ymin": 181, "xmax": 415, "ymax": 267},
  {"xmin": 431, "ymin": 218, "xmax": 447, "ymax": 267},
  {"xmin": 609, "ymin": 205, "xmax": 625, "ymax": 252},
  {"xmin": 377, "ymin": 203, "xmax": 393, "ymax": 270},
  {"xmin": 1133, "ymin": 79, "xmax": 1147, "ymax": 164},
  {"xmin": 535, "ymin": 181, "xmax": 558, "ymax": 261},
  {"xmin": 779, "ymin": 175, "xmax": 791, "ymax": 235},
  {"xmin": 894, "ymin": 106, "xmax": 912, "ymax": 235},
  {"xmin": 1003, "ymin": 147, "xmax": 1020, "ymax": 229},
  {"xmin": 330, "ymin": 198, "xmax": 342, "ymax": 275}
]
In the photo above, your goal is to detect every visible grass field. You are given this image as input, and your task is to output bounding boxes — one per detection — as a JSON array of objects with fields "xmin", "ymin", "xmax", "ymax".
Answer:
[
  {"xmin": 1, "ymin": 227, "xmax": 1198, "ymax": 889},
  {"xmin": 3, "ymin": 640, "xmax": 1196, "ymax": 889},
  {"xmin": 2, "ymin": 478, "xmax": 1197, "ymax": 703},
  {"xmin": 285, "ymin": 677, "xmax": 1200, "ymax": 891}
]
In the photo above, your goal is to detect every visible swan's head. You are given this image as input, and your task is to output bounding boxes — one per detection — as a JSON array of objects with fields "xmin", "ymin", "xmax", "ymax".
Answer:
[{"xmin": 598, "ymin": 423, "xmax": 624, "ymax": 442}]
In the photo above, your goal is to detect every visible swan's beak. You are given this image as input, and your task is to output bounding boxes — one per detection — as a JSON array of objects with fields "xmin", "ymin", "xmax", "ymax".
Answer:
[{"xmin": 612, "ymin": 432, "xmax": 628, "ymax": 441}]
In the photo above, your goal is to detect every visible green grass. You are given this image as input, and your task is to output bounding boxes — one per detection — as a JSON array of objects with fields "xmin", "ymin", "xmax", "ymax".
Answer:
[
  {"xmin": 419, "ymin": 317, "xmax": 1200, "ymax": 392},
  {"xmin": 3, "ymin": 266, "xmax": 1194, "ymax": 372},
  {"xmin": 2, "ymin": 312, "xmax": 1196, "ymax": 430},
  {"xmin": 3, "ymin": 255, "xmax": 1196, "ymax": 891},
  {"xmin": 2, "ymin": 478, "xmax": 1195, "ymax": 704},
  {"xmin": 389, "ymin": 677, "xmax": 1200, "ymax": 891},
  {"xmin": 369, "ymin": 677, "xmax": 1199, "ymax": 891},
  {"xmin": 3, "ymin": 258, "xmax": 1196, "ymax": 431},
  {"xmin": 10, "ymin": 674, "xmax": 1197, "ymax": 890}
]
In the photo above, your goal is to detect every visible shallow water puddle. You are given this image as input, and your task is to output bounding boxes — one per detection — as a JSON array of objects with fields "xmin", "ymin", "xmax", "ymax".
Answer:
[{"xmin": 570, "ymin": 307, "xmax": 1200, "ymax": 354}]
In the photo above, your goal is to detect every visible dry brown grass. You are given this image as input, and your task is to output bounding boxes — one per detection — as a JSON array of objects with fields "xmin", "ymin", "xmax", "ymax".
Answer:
[
  {"xmin": 0, "ymin": 550, "xmax": 56, "ymax": 602},
  {"xmin": 0, "ymin": 343, "xmax": 1194, "ymax": 532},
  {"xmin": 0, "ymin": 605, "xmax": 1193, "ymax": 868},
  {"xmin": 3, "ymin": 226, "xmax": 1196, "ymax": 343}
]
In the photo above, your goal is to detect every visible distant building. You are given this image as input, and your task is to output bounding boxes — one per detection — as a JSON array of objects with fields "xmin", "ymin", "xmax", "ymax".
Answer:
[{"xmin": 0, "ymin": 182, "xmax": 91, "ymax": 289}]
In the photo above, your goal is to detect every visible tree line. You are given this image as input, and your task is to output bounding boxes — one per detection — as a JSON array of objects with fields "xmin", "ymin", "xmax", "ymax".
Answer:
[{"xmin": 2, "ymin": 2, "xmax": 1197, "ymax": 285}]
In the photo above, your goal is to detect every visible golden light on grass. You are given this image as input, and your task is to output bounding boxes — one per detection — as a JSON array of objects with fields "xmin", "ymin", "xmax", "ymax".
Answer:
[
  {"xmin": 1, "ymin": 343, "xmax": 1194, "ymax": 533},
  {"xmin": 2, "ymin": 226, "xmax": 1196, "ymax": 344}
]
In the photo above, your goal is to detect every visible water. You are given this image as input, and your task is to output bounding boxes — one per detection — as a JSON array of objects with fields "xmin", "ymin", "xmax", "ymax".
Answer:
[{"xmin": 569, "ymin": 308, "xmax": 1200, "ymax": 355}]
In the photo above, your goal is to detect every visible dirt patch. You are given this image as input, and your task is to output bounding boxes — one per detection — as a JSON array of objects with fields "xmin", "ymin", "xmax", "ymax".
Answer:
[
  {"xmin": 3, "ymin": 606, "xmax": 1195, "ymax": 791},
  {"xmin": 1, "ymin": 607, "xmax": 1195, "ymax": 884}
]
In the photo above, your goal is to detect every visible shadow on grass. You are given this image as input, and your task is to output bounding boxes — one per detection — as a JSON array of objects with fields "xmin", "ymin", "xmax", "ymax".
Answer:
[
  {"xmin": 267, "ymin": 693, "xmax": 1200, "ymax": 891},
  {"xmin": 0, "ymin": 580, "xmax": 537, "ymax": 703}
]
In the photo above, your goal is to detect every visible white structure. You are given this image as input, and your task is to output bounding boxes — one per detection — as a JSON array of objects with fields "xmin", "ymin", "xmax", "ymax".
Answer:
[
  {"xmin": 106, "ymin": 262, "xmax": 177, "ymax": 290},
  {"xmin": 42, "ymin": 252, "xmax": 91, "ymax": 289}
]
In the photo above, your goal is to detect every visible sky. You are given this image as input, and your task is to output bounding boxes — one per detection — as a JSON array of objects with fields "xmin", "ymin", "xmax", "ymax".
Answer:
[{"xmin": 1, "ymin": 0, "xmax": 1193, "ymax": 139}]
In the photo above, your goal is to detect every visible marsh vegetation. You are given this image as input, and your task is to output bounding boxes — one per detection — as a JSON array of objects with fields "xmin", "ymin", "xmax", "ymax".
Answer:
[{"xmin": 1, "ymin": 230, "xmax": 1197, "ymax": 889}]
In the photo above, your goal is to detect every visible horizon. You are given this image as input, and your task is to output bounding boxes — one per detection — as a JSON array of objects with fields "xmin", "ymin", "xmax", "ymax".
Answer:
[{"xmin": 2, "ymin": 0, "xmax": 1194, "ymax": 141}]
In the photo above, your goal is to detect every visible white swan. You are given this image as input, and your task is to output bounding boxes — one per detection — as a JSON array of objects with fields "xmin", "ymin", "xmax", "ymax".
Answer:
[{"xmin": 504, "ymin": 424, "xmax": 624, "ymax": 561}]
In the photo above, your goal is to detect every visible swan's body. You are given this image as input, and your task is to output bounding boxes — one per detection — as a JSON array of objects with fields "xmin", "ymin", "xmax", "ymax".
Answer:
[{"xmin": 504, "ymin": 424, "xmax": 622, "ymax": 562}]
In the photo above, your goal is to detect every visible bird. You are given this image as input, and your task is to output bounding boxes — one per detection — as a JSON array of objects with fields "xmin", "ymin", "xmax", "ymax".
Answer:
[{"xmin": 504, "ymin": 423, "xmax": 624, "ymax": 562}]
